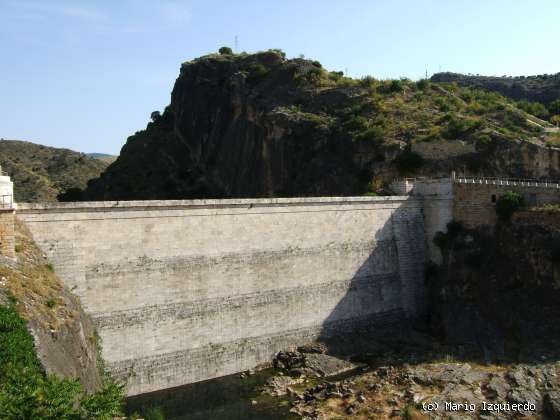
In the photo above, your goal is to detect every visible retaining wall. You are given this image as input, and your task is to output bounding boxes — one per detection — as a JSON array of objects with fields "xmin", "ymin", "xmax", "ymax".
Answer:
[{"xmin": 454, "ymin": 181, "xmax": 560, "ymax": 228}]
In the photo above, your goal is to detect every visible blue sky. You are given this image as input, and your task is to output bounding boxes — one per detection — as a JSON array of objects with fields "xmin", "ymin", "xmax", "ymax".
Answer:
[{"xmin": 1, "ymin": 1, "xmax": 559, "ymax": 154}]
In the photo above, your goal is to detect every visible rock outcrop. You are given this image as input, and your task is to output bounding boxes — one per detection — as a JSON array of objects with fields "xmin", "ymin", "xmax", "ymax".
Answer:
[
  {"xmin": 0, "ymin": 220, "xmax": 102, "ymax": 393},
  {"xmin": 429, "ymin": 210, "xmax": 560, "ymax": 362},
  {"xmin": 83, "ymin": 50, "xmax": 559, "ymax": 201}
]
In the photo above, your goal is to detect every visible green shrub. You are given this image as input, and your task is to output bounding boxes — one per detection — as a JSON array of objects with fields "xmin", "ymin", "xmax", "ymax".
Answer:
[
  {"xmin": 304, "ymin": 67, "xmax": 323, "ymax": 84},
  {"xmin": 0, "ymin": 303, "xmax": 125, "ymax": 419},
  {"xmin": 353, "ymin": 126, "xmax": 385, "ymax": 143},
  {"xmin": 474, "ymin": 133, "xmax": 492, "ymax": 145},
  {"xmin": 247, "ymin": 63, "xmax": 269, "ymax": 82},
  {"xmin": 218, "ymin": 46, "xmax": 233, "ymax": 55},
  {"xmin": 14, "ymin": 244, "xmax": 22, "ymax": 253},
  {"xmin": 335, "ymin": 77, "xmax": 359, "ymax": 87},
  {"xmin": 435, "ymin": 97, "xmax": 450, "ymax": 112},
  {"xmin": 145, "ymin": 406, "xmax": 166, "ymax": 420},
  {"xmin": 467, "ymin": 101, "xmax": 486, "ymax": 115},
  {"xmin": 268, "ymin": 48, "xmax": 286, "ymax": 59},
  {"xmin": 416, "ymin": 79, "xmax": 430, "ymax": 90},
  {"xmin": 495, "ymin": 191, "xmax": 524, "ymax": 221},
  {"xmin": 359, "ymin": 75, "xmax": 377, "ymax": 88},
  {"xmin": 442, "ymin": 114, "xmax": 480, "ymax": 139},
  {"xmin": 328, "ymin": 71, "xmax": 343, "ymax": 82},
  {"xmin": 45, "ymin": 299, "xmax": 57, "ymax": 308},
  {"xmin": 413, "ymin": 92, "xmax": 424, "ymax": 102},
  {"xmin": 549, "ymin": 99, "xmax": 560, "ymax": 116},
  {"xmin": 394, "ymin": 150, "xmax": 424, "ymax": 174},
  {"xmin": 150, "ymin": 111, "xmax": 161, "ymax": 122},
  {"xmin": 517, "ymin": 100, "xmax": 549, "ymax": 119},
  {"xmin": 389, "ymin": 79, "xmax": 403, "ymax": 92},
  {"xmin": 344, "ymin": 115, "xmax": 369, "ymax": 131}
]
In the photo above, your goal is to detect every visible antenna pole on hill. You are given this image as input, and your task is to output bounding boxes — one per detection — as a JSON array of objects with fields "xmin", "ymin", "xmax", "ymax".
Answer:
[
  {"xmin": 425, "ymin": 69, "xmax": 428, "ymax": 79},
  {"xmin": 235, "ymin": 35, "xmax": 238, "ymax": 53}
]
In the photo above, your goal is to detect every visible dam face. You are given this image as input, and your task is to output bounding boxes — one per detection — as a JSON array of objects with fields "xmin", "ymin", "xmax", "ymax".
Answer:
[{"xmin": 18, "ymin": 196, "xmax": 429, "ymax": 396}]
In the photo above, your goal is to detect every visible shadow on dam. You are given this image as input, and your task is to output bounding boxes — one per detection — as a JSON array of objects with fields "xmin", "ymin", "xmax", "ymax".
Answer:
[
  {"xmin": 125, "ymin": 198, "xmax": 427, "ymax": 419},
  {"xmin": 315, "ymin": 199, "xmax": 427, "ymax": 356}
]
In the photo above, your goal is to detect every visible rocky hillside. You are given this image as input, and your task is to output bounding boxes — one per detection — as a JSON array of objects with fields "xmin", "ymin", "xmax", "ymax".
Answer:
[
  {"xmin": 431, "ymin": 72, "xmax": 560, "ymax": 106},
  {"xmin": 429, "ymin": 212, "xmax": 560, "ymax": 362},
  {"xmin": 83, "ymin": 49, "xmax": 558, "ymax": 201},
  {"xmin": 0, "ymin": 140, "xmax": 109, "ymax": 202}
]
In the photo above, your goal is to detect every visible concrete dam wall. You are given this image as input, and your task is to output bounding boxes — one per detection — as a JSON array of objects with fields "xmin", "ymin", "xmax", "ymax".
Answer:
[{"xmin": 17, "ymin": 196, "xmax": 429, "ymax": 396}]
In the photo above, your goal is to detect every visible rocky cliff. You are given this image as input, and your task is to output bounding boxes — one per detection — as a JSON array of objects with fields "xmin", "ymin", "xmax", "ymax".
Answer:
[
  {"xmin": 83, "ymin": 50, "xmax": 559, "ymax": 201},
  {"xmin": 430, "ymin": 211, "xmax": 560, "ymax": 362}
]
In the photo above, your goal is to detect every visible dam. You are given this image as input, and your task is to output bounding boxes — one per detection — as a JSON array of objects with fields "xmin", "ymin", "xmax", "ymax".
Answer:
[
  {"xmin": 15, "ymin": 195, "xmax": 437, "ymax": 396},
  {"xmin": 1, "ymin": 174, "xmax": 473, "ymax": 396}
]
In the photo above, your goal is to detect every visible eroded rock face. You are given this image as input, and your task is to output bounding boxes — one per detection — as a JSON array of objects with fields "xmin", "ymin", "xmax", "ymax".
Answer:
[
  {"xmin": 84, "ymin": 52, "xmax": 364, "ymax": 200},
  {"xmin": 429, "ymin": 211, "xmax": 560, "ymax": 363},
  {"xmin": 28, "ymin": 289, "xmax": 101, "ymax": 394},
  {"xmin": 1, "ymin": 220, "xmax": 102, "ymax": 393}
]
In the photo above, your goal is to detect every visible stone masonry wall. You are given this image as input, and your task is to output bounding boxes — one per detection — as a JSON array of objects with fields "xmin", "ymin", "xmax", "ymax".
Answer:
[
  {"xmin": 454, "ymin": 183, "xmax": 560, "ymax": 228},
  {"xmin": 17, "ymin": 196, "xmax": 427, "ymax": 396}
]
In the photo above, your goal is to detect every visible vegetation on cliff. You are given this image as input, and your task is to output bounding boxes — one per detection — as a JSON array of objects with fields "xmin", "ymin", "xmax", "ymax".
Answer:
[
  {"xmin": 495, "ymin": 191, "xmax": 524, "ymax": 221},
  {"xmin": 0, "ymin": 140, "xmax": 110, "ymax": 203},
  {"xmin": 82, "ymin": 49, "xmax": 557, "ymax": 201},
  {"xmin": 430, "ymin": 215, "xmax": 560, "ymax": 360},
  {"xmin": 431, "ymin": 72, "xmax": 560, "ymax": 108},
  {"xmin": 0, "ymin": 221, "xmax": 125, "ymax": 419},
  {"xmin": 0, "ymin": 302, "xmax": 124, "ymax": 419}
]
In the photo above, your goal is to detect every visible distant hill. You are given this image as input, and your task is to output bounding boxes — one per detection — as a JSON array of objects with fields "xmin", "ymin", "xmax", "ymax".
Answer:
[
  {"xmin": 87, "ymin": 153, "xmax": 118, "ymax": 164},
  {"xmin": 431, "ymin": 72, "xmax": 560, "ymax": 106},
  {"xmin": 0, "ymin": 140, "xmax": 110, "ymax": 202}
]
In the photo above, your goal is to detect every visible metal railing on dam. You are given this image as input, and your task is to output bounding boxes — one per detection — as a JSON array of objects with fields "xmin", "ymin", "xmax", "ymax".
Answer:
[{"xmin": 454, "ymin": 176, "xmax": 560, "ymax": 189}]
